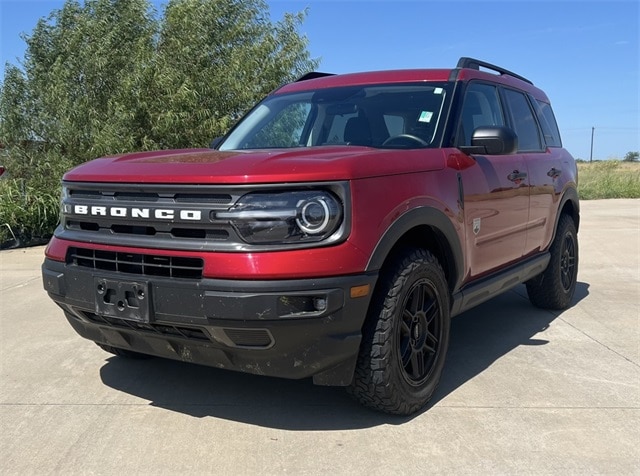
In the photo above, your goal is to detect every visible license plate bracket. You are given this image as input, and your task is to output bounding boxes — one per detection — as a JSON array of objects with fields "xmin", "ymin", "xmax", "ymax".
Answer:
[{"xmin": 95, "ymin": 278, "xmax": 151, "ymax": 322}]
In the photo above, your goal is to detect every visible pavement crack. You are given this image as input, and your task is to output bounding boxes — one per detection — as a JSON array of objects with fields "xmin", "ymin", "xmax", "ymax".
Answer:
[
  {"xmin": 558, "ymin": 316, "xmax": 640, "ymax": 369},
  {"xmin": 437, "ymin": 404, "xmax": 640, "ymax": 410},
  {"xmin": 1, "ymin": 276, "xmax": 41, "ymax": 292},
  {"xmin": 511, "ymin": 287, "xmax": 639, "ymax": 369}
]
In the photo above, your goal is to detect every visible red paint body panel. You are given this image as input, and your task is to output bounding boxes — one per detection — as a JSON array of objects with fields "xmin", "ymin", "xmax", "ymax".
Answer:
[
  {"xmin": 45, "ymin": 236, "xmax": 371, "ymax": 279},
  {"xmin": 49, "ymin": 149, "xmax": 461, "ymax": 281},
  {"xmin": 525, "ymin": 147, "xmax": 578, "ymax": 255},
  {"xmin": 63, "ymin": 146, "xmax": 446, "ymax": 184},
  {"xmin": 277, "ymin": 69, "xmax": 453, "ymax": 93},
  {"xmin": 277, "ymin": 68, "xmax": 549, "ymax": 101},
  {"xmin": 460, "ymin": 152, "xmax": 529, "ymax": 278}
]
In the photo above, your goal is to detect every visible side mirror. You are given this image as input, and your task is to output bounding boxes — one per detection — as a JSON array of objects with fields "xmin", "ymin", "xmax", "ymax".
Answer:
[
  {"xmin": 470, "ymin": 126, "xmax": 518, "ymax": 155},
  {"xmin": 210, "ymin": 137, "xmax": 223, "ymax": 149}
]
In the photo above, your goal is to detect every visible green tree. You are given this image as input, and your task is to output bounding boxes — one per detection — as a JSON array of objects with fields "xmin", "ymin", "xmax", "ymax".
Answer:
[
  {"xmin": 1, "ymin": 0, "xmax": 317, "ymax": 160},
  {"xmin": 1, "ymin": 0, "xmax": 157, "ymax": 163},
  {"xmin": 0, "ymin": 0, "xmax": 318, "ymax": 245},
  {"xmin": 623, "ymin": 151, "xmax": 639, "ymax": 162},
  {"xmin": 148, "ymin": 0, "xmax": 317, "ymax": 148}
]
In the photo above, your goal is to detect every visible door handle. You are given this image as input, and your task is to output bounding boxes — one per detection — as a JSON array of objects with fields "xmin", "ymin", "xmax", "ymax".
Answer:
[
  {"xmin": 547, "ymin": 167, "xmax": 562, "ymax": 179},
  {"xmin": 507, "ymin": 170, "xmax": 527, "ymax": 182}
]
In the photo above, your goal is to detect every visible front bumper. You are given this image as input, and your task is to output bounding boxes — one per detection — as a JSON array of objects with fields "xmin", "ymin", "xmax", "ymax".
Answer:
[{"xmin": 43, "ymin": 258, "xmax": 377, "ymax": 386}]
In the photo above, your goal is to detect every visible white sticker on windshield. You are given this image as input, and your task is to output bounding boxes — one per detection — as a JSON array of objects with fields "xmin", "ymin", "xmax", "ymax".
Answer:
[
  {"xmin": 418, "ymin": 111, "xmax": 433, "ymax": 123},
  {"xmin": 434, "ymin": 87, "xmax": 444, "ymax": 95}
]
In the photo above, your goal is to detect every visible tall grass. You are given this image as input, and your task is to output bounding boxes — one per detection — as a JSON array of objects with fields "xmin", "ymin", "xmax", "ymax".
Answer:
[
  {"xmin": 577, "ymin": 161, "xmax": 640, "ymax": 200},
  {"xmin": 0, "ymin": 148, "xmax": 73, "ymax": 247},
  {"xmin": 0, "ymin": 179, "xmax": 59, "ymax": 245}
]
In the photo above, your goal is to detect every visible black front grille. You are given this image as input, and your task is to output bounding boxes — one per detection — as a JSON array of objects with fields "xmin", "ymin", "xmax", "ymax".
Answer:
[
  {"xmin": 61, "ymin": 182, "xmax": 243, "ymax": 250},
  {"xmin": 59, "ymin": 181, "xmax": 348, "ymax": 252},
  {"xmin": 70, "ymin": 188, "xmax": 234, "ymax": 205},
  {"xmin": 175, "ymin": 193, "xmax": 232, "ymax": 204},
  {"xmin": 68, "ymin": 247, "xmax": 203, "ymax": 279}
]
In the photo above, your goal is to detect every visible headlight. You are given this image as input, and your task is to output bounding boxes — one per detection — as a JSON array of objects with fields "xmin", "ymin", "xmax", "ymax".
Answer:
[
  {"xmin": 60, "ymin": 185, "xmax": 70, "ymax": 223},
  {"xmin": 296, "ymin": 197, "xmax": 332, "ymax": 234},
  {"xmin": 216, "ymin": 191, "xmax": 343, "ymax": 244}
]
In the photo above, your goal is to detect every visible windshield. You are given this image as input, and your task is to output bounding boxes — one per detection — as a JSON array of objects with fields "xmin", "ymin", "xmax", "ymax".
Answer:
[{"xmin": 218, "ymin": 83, "xmax": 450, "ymax": 151}]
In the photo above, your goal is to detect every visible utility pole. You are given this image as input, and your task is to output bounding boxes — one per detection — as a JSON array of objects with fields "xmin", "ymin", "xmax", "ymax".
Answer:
[{"xmin": 590, "ymin": 126, "xmax": 595, "ymax": 162}]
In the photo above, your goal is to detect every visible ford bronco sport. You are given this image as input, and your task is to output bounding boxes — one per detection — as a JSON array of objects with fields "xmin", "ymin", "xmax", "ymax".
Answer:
[{"xmin": 42, "ymin": 57, "xmax": 579, "ymax": 415}]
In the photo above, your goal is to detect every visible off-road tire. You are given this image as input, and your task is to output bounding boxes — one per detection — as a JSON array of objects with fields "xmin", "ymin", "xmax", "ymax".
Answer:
[
  {"xmin": 526, "ymin": 214, "xmax": 578, "ymax": 310},
  {"xmin": 96, "ymin": 343, "xmax": 152, "ymax": 359},
  {"xmin": 348, "ymin": 248, "xmax": 450, "ymax": 415}
]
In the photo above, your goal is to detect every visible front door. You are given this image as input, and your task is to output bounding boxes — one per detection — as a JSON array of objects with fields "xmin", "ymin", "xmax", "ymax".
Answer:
[
  {"xmin": 456, "ymin": 82, "xmax": 530, "ymax": 278},
  {"xmin": 461, "ymin": 154, "xmax": 529, "ymax": 278}
]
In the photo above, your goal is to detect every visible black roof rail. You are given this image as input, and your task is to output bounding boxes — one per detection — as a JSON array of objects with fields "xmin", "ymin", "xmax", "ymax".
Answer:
[
  {"xmin": 296, "ymin": 72, "xmax": 335, "ymax": 82},
  {"xmin": 456, "ymin": 57, "xmax": 533, "ymax": 85}
]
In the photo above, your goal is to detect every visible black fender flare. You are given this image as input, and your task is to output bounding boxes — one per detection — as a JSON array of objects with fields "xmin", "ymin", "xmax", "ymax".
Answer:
[
  {"xmin": 365, "ymin": 207, "xmax": 464, "ymax": 292},
  {"xmin": 553, "ymin": 186, "xmax": 580, "ymax": 240}
]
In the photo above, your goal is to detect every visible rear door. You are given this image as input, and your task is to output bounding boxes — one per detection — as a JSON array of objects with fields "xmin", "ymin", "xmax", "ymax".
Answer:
[
  {"xmin": 523, "ymin": 98, "xmax": 568, "ymax": 254},
  {"xmin": 501, "ymin": 89, "xmax": 559, "ymax": 256}
]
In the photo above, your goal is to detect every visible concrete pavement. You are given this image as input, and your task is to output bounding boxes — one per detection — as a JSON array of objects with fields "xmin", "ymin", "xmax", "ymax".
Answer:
[{"xmin": 1, "ymin": 199, "xmax": 638, "ymax": 474}]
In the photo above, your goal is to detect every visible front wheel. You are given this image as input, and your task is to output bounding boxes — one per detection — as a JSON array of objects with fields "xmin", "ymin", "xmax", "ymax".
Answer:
[
  {"xmin": 349, "ymin": 248, "xmax": 450, "ymax": 415},
  {"xmin": 526, "ymin": 214, "xmax": 579, "ymax": 309}
]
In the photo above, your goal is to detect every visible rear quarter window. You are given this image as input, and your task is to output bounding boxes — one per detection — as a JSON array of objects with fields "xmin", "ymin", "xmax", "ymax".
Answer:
[
  {"xmin": 503, "ymin": 89, "xmax": 543, "ymax": 152},
  {"xmin": 534, "ymin": 99, "xmax": 563, "ymax": 147}
]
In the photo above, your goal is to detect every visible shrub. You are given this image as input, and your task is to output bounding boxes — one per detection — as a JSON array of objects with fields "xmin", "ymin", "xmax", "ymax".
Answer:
[{"xmin": 0, "ymin": 148, "xmax": 73, "ymax": 246}]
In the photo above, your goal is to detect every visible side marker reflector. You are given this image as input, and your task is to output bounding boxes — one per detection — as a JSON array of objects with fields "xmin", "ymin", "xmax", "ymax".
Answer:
[{"xmin": 350, "ymin": 284, "xmax": 371, "ymax": 299}]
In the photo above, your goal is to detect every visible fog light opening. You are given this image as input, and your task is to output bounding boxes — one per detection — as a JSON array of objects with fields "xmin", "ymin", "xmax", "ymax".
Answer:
[{"xmin": 313, "ymin": 297, "xmax": 327, "ymax": 312}]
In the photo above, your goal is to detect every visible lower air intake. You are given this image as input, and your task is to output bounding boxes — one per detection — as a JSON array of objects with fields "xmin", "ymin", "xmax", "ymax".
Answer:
[{"xmin": 67, "ymin": 247, "xmax": 203, "ymax": 279}]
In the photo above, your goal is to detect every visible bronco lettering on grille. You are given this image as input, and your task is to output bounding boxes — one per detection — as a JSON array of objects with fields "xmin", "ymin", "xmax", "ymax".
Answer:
[{"xmin": 68, "ymin": 205, "xmax": 202, "ymax": 221}]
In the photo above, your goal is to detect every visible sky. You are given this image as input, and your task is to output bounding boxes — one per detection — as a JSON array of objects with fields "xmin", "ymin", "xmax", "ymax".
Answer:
[{"xmin": 1, "ymin": 0, "xmax": 638, "ymax": 160}]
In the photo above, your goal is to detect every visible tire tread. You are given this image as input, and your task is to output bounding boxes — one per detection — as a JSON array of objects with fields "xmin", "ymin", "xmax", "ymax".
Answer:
[
  {"xmin": 348, "ymin": 248, "xmax": 449, "ymax": 415},
  {"xmin": 526, "ymin": 214, "xmax": 578, "ymax": 310}
]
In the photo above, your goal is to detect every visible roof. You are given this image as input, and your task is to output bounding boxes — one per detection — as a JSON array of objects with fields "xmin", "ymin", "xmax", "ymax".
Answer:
[
  {"xmin": 275, "ymin": 58, "xmax": 548, "ymax": 101},
  {"xmin": 277, "ymin": 69, "xmax": 453, "ymax": 94}
]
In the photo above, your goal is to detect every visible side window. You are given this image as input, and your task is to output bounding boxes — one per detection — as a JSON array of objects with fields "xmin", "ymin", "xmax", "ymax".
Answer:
[
  {"xmin": 502, "ymin": 89, "xmax": 542, "ymax": 152},
  {"xmin": 458, "ymin": 83, "xmax": 505, "ymax": 146},
  {"xmin": 534, "ymin": 99, "xmax": 562, "ymax": 147}
]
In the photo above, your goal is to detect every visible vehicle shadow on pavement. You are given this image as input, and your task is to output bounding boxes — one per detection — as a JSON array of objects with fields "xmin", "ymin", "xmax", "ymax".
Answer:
[
  {"xmin": 99, "ymin": 282, "xmax": 589, "ymax": 430},
  {"xmin": 429, "ymin": 281, "xmax": 590, "ymax": 409}
]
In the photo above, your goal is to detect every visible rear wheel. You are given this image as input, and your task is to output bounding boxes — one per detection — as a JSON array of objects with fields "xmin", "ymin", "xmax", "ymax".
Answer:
[
  {"xmin": 349, "ymin": 248, "xmax": 450, "ymax": 415},
  {"xmin": 526, "ymin": 214, "xmax": 578, "ymax": 309}
]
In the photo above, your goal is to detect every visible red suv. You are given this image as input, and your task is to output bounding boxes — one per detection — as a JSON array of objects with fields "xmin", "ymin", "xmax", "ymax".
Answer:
[{"xmin": 42, "ymin": 57, "xmax": 579, "ymax": 415}]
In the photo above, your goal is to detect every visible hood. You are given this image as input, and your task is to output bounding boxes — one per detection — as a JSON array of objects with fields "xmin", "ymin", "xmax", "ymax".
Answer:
[{"xmin": 63, "ymin": 146, "xmax": 446, "ymax": 184}]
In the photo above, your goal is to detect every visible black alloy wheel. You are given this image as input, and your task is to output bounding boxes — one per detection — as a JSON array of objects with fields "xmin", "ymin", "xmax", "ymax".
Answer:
[
  {"xmin": 349, "ymin": 248, "xmax": 450, "ymax": 415},
  {"xmin": 398, "ymin": 279, "xmax": 441, "ymax": 386}
]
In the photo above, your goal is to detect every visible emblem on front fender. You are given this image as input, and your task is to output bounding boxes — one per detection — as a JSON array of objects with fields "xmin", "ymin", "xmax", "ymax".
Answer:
[{"xmin": 473, "ymin": 218, "xmax": 481, "ymax": 235}]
